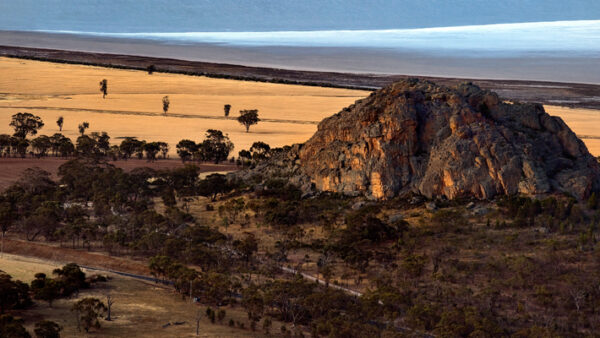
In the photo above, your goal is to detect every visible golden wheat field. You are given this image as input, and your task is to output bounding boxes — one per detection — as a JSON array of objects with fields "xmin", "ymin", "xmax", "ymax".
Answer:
[
  {"xmin": 0, "ymin": 57, "xmax": 369, "ymax": 154},
  {"xmin": 544, "ymin": 105, "xmax": 600, "ymax": 156},
  {"xmin": 0, "ymin": 57, "xmax": 598, "ymax": 156}
]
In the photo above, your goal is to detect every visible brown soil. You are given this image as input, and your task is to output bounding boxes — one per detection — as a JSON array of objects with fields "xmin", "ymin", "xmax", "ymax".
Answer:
[
  {"xmin": 2, "ymin": 237, "xmax": 150, "ymax": 276},
  {"xmin": 0, "ymin": 157, "xmax": 237, "ymax": 190}
]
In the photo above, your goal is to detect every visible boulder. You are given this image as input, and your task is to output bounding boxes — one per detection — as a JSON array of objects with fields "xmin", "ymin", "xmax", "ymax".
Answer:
[{"xmin": 297, "ymin": 79, "xmax": 600, "ymax": 200}]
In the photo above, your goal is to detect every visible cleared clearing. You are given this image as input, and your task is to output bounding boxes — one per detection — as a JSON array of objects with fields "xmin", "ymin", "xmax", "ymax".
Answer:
[{"xmin": 0, "ymin": 253, "xmax": 272, "ymax": 337}]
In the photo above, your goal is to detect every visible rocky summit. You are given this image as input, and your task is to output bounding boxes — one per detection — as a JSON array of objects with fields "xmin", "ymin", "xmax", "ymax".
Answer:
[{"xmin": 294, "ymin": 79, "xmax": 600, "ymax": 200}]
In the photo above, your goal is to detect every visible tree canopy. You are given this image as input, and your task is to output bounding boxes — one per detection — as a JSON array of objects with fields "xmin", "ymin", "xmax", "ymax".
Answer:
[
  {"xmin": 56, "ymin": 116, "xmax": 64, "ymax": 132},
  {"xmin": 9, "ymin": 113, "xmax": 44, "ymax": 139},
  {"xmin": 202, "ymin": 129, "xmax": 234, "ymax": 163},
  {"xmin": 237, "ymin": 110, "xmax": 260, "ymax": 132},
  {"xmin": 162, "ymin": 96, "xmax": 170, "ymax": 116},
  {"xmin": 99, "ymin": 79, "xmax": 107, "ymax": 99}
]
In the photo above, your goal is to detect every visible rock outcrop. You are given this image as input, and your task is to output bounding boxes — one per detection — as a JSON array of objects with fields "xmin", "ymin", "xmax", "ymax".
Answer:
[{"xmin": 296, "ymin": 79, "xmax": 600, "ymax": 200}]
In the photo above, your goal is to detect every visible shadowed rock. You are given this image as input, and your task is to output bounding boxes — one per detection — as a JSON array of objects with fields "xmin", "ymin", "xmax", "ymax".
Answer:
[{"xmin": 296, "ymin": 79, "xmax": 600, "ymax": 200}]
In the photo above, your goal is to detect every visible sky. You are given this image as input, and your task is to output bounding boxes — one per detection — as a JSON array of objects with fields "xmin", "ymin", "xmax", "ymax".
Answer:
[{"xmin": 0, "ymin": 0, "xmax": 599, "ymax": 32}]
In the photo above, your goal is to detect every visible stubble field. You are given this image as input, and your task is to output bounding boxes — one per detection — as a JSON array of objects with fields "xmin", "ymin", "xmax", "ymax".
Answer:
[
  {"xmin": 0, "ymin": 57, "xmax": 369, "ymax": 155},
  {"xmin": 0, "ymin": 56, "xmax": 598, "ymax": 169}
]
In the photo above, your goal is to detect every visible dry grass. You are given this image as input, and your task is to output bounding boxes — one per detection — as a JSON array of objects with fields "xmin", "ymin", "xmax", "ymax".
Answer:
[
  {"xmin": 1, "ymin": 58, "xmax": 597, "ymax": 157},
  {"xmin": 544, "ymin": 105, "xmax": 600, "ymax": 156},
  {"xmin": 1, "ymin": 254, "xmax": 275, "ymax": 337},
  {"xmin": 0, "ymin": 57, "xmax": 369, "ymax": 154},
  {"xmin": 2, "ymin": 238, "xmax": 150, "ymax": 276}
]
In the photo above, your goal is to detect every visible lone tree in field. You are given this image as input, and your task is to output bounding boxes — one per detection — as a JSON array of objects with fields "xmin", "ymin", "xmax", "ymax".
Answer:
[
  {"xmin": 105, "ymin": 293, "xmax": 114, "ymax": 321},
  {"xmin": 237, "ymin": 109, "xmax": 260, "ymax": 132},
  {"xmin": 72, "ymin": 297, "xmax": 107, "ymax": 333},
  {"xmin": 99, "ymin": 79, "xmax": 108, "ymax": 99},
  {"xmin": 147, "ymin": 64, "xmax": 156, "ymax": 75},
  {"xmin": 78, "ymin": 122, "xmax": 89, "ymax": 136},
  {"xmin": 56, "ymin": 116, "xmax": 64, "ymax": 131},
  {"xmin": 162, "ymin": 96, "xmax": 170, "ymax": 116},
  {"xmin": 224, "ymin": 104, "xmax": 231, "ymax": 117},
  {"xmin": 10, "ymin": 112, "xmax": 44, "ymax": 139}
]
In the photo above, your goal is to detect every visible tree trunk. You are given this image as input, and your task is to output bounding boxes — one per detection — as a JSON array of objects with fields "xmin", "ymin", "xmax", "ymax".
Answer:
[
  {"xmin": 196, "ymin": 309, "xmax": 202, "ymax": 336},
  {"xmin": 106, "ymin": 300, "xmax": 112, "ymax": 321}
]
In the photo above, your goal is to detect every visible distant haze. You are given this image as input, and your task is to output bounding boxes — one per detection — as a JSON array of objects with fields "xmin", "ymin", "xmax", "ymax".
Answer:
[
  {"xmin": 1, "ymin": 1, "xmax": 598, "ymax": 83},
  {"xmin": 1, "ymin": 0, "xmax": 599, "ymax": 32}
]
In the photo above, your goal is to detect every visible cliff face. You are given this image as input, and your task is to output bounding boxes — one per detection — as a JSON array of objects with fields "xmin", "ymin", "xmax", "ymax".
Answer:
[{"xmin": 298, "ymin": 79, "xmax": 600, "ymax": 200}]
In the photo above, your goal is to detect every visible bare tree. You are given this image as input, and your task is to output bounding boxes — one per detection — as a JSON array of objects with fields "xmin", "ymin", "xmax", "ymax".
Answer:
[
  {"xmin": 105, "ymin": 293, "xmax": 114, "ymax": 321},
  {"xmin": 569, "ymin": 287, "xmax": 586, "ymax": 313},
  {"xmin": 195, "ymin": 309, "xmax": 202, "ymax": 336}
]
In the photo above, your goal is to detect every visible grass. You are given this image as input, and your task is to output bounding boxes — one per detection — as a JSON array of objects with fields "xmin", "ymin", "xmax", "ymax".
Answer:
[
  {"xmin": 0, "ymin": 57, "xmax": 597, "ymax": 156},
  {"xmin": 0, "ymin": 57, "xmax": 369, "ymax": 154},
  {"xmin": 0, "ymin": 254, "xmax": 278, "ymax": 337}
]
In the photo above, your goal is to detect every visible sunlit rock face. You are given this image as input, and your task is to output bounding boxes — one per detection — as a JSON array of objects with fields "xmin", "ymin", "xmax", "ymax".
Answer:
[{"xmin": 298, "ymin": 79, "xmax": 600, "ymax": 200}]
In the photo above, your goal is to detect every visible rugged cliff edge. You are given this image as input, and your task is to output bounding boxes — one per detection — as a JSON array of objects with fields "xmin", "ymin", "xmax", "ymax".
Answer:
[{"xmin": 246, "ymin": 79, "xmax": 600, "ymax": 200}]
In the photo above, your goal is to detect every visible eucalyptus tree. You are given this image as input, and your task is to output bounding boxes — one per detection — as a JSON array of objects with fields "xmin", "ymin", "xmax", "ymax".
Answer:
[
  {"xmin": 78, "ymin": 122, "xmax": 89, "ymax": 136},
  {"xmin": 56, "ymin": 116, "xmax": 64, "ymax": 131},
  {"xmin": 237, "ymin": 109, "xmax": 260, "ymax": 132},
  {"xmin": 162, "ymin": 96, "xmax": 170, "ymax": 116},
  {"xmin": 10, "ymin": 112, "xmax": 44, "ymax": 139},
  {"xmin": 99, "ymin": 79, "xmax": 108, "ymax": 98}
]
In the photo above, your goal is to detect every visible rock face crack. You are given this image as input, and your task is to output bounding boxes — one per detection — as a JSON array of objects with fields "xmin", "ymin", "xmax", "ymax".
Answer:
[{"xmin": 297, "ymin": 79, "xmax": 600, "ymax": 200}]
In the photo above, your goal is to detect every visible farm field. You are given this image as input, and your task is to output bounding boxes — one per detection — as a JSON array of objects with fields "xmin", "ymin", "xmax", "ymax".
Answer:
[
  {"xmin": 1, "ymin": 57, "xmax": 598, "ymax": 159},
  {"xmin": 0, "ymin": 57, "xmax": 370, "ymax": 155},
  {"xmin": 544, "ymin": 105, "xmax": 600, "ymax": 156}
]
